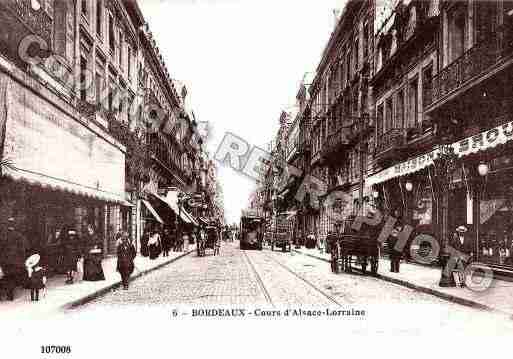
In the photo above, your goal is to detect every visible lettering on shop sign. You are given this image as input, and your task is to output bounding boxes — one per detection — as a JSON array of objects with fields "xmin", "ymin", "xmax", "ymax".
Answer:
[{"xmin": 369, "ymin": 120, "xmax": 513, "ymax": 185}]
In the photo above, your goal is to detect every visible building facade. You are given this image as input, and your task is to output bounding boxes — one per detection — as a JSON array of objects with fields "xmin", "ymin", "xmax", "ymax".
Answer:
[{"xmin": 0, "ymin": 0, "xmax": 207, "ymax": 272}]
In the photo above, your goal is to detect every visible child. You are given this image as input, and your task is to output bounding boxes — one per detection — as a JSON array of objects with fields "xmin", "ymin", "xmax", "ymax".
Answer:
[{"xmin": 25, "ymin": 254, "xmax": 46, "ymax": 302}]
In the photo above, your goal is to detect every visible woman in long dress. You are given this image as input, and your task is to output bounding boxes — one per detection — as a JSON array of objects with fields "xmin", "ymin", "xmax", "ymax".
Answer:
[
  {"xmin": 82, "ymin": 225, "xmax": 105, "ymax": 281},
  {"xmin": 148, "ymin": 229, "xmax": 161, "ymax": 260},
  {"xmin": 62, "ymin": 229, "xmax": 81, "ymax": 284}
]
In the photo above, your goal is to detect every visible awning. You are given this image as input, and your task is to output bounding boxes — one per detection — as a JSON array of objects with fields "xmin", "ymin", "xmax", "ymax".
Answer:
[
  {"xmin": 141, "ymin": 200, "xmax": 164, "ymax": 224},
  {"xmin": 366, "ymin": 120, "xmax": 513, "ymax": 187},
  {"xmin": 180, "ymin": 206, "xmax": 199, "ymax": 226},
  {"xmin": 3, "ymin": 167, "xmax": 126, "ymax": 203},
  {"xmin": 151, "ymin": 192, "xmax": 193, "ymax": 224}
]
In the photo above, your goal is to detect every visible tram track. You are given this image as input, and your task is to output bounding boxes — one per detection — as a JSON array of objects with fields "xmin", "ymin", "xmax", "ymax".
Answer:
[
  {"xmin": 261, "ymin": 252, "xmax": 343, "ymax": 307},
  {"xmin": 243, "ymin": 249, "xmax": 343, "ymax": 307},
  {"xmin": 242, "ymin": 249, "xmax": 274, "ymax": 306}
]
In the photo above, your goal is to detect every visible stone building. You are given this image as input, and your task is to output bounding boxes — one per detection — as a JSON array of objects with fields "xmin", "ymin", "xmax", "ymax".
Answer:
[{"xmin": 0, "ymin": 0, "xmax": 203, "ymax": 271}]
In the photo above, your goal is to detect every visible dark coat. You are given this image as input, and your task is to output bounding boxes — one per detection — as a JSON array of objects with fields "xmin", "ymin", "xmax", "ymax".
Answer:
[
  {"xmin": 449, "ymin": 232, "xmax": 475, "ymax": 257},
  {"xmin": 62, "ymin": 234, "xmax": 81, "ymax": 272},
  {"xmin": 386, "ymin": 234, "xmax": 402, "ymax": 258},
  {"xmin": 27, "ymin": 267, "xmax": 46, "ymax": 290},
  {"xmin": 1, "ymin": 229, "xmax": 29, "ymax": 267},
  {"xmin": 117, "ymin": 241, "xmax": 136, "ymax": 275}
]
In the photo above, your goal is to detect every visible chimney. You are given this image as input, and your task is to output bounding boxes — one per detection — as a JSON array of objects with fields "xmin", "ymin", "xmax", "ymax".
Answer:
[{"xmin": 333, "ymin": 9, "xmax": 341, "ymax": 29}]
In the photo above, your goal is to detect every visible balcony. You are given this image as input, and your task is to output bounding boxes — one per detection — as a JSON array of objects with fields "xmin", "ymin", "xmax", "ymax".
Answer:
[
  {"xmin": 374, "ymin": 128, "xmax": 405, "ymax": 164},
  {"xmin": 348, "ymin": 120, "xmax": 374, "ymax": 144},
  {"xmin": 321, "ymin": 126, "xmax": 352, "ymax": 164},
  {"xmin": 76, "ymin": 100, "xmax": 116, "ymax": 130},
  {"xmin": 427, "ymin": 38, "xmax": 512, "ymax": 110}
]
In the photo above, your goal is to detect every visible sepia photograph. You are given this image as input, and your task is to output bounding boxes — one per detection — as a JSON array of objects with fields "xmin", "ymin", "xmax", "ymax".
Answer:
[{"xmin": 1, "ymin": 0, "xmax": 513, "ymax": 357}]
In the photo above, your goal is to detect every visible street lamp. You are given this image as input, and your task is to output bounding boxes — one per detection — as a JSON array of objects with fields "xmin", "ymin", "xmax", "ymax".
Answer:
[
  {"xmin": 405, "ymin": 180, "xmax": 413, "ymax": 192},
  {"xmin": 432, "ymin": 143, "xmax": 459, "ymax": 287},
  {"xmin": 478, "ymin": 161, "xmax": 489, "ymax": 177}
]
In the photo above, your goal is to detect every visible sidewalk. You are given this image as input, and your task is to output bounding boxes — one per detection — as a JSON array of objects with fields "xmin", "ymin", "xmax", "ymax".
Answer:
[
  {"xmin": 0, "ymin": 248, "xmax": 194, "ymax": 319},
  {"xmin": 294, "ymin": 247, "xmax": 513, "ymax": 317}
]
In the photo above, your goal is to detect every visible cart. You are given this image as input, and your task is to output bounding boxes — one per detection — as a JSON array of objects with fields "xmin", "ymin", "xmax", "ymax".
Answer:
[
  {"xmin": 197, "ymin": 226, "xmax": 220, "ymax": 256},
  {"xmin": 332, "ymin": 234, "xmax": 379, "ymax": 275}
]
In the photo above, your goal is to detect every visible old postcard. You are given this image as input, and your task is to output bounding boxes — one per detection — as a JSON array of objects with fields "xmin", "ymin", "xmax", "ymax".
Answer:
[{"xmin": 1, "ymin": 0, "xmax": 513, "ymax": 357}]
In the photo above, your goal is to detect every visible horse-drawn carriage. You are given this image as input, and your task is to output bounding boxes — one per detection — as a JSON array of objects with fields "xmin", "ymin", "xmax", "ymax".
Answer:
[
  {"xmin": 330, "ymin": 234, "xmax": 380, "ymax": 275},
  {"xmin": 197, "ymin": 226, "xmax": 220, "ymax": 257}
]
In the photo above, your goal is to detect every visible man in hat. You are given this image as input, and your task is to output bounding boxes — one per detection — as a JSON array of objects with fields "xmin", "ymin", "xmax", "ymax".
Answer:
[
  {"xmin": 449, "ymin": 225, "xmax": 475, "ymax": 287},
  {"xmin": 0, "ymin": 218, "xmax": 29, "ymax": 300}
]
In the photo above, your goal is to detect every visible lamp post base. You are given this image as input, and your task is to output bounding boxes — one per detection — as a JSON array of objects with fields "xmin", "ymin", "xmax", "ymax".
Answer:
[{"xmin": 439, "ymin": 274, "xmax": 457, "ymax": 287}]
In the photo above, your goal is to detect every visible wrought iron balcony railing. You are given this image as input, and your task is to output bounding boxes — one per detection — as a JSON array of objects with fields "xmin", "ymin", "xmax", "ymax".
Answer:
[
  {"xmin": 427, "ymin": 38, "xmax": 510, "ymax": 108},
  {"xmin": 321, "ymin": 125, "xmax": 352, "ymax": 161},
  {"xmin": 4, "ymin": 0, "xmax": 52, "ymax": 44},
  {"xmin": 374, "ymin": 128, "xmax": 405, "ymax": 157}
]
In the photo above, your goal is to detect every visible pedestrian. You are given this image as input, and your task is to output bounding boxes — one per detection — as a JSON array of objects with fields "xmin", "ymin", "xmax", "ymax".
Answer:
[
  {"xmin": 82, "ymin": 224, "xmax": 105, "ymax": 282},
  {"xmin": 116, "ymin": 232, "xmax": 136, "ymax": 290},
  {"xmin": 0, "ymin": 217, "xmax": 29, "ymax": 300},
  {"xmin": 141, "ymin": 227, "xmax": 150, "ymax": 257},
  {"xmin": 183, "ymin": 231, "xmax": 190, "ymax": 251},
  {"xmin": 449, "ymin": 225, "xmax": 475, "ymax": 287},
  {"xmin": 387, "ymin": 224, "xmax": 403, "ymax": 273},
  {"xmin": 25, "ymin": 254, "xmax": 46, "ymax": 302},
  {"xmin": 161, "ymin": 228, "xmax": 171, "ymax": 257},
  {"xmin": 148, "ymin": 229, "xmax": 161, "ymax": 259},
  {"xmin": 62, "ymin": 229, "xmax": 81, "ymax": 284}
]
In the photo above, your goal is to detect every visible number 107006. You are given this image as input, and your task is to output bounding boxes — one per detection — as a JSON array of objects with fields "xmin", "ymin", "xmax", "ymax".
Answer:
[{"xmin": 40, "ymin": 346, "xmax": 71, "ymax": 354}]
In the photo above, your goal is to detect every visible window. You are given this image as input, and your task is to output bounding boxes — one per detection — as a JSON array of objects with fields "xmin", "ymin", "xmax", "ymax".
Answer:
[
  {"xmin": 422, "ymin": 64, "xmax": 433, "ymax": 109},
  {"xmin": 377, "ymin": 103, "xmax": 384, "ymax": 137},
  {"xmin": 96, "ymin": 0, "xmax": 102, "ymax": 37},
  {"xmin": 127, "ymin": 46, "xmax": 132, "ymax": 78},
  {"xmin": 448, "ymin": 5, "xmax": 466, "ymax": 63},
  {"xmin": 109, "ymin": 15, "xmax": 115, "ymax": 53},
  {"xmin": 80, "ymin": 56, "xmax": 88, "ymax": 101},
  {"xmin": 108, "ymin": 87, "xmax": 113, "ymax": 110},
  {"xmin": 363, "ymin": 22, "xmax": 369, "ymax": 59},
  {"xmin": 54, "ymin": 0, "xmax": 68, "ymax": 58},
  {"xmin": 346, "ymin": 50, "xmax": 351, "ymax": 83},
  {"xmin": 396, "ymin": 90, "xmax": 405, "ymax": 129},
  {"xmin": 95, "ymin": 72, "xmax": 102, "ymax": 105},
  {"xmin": 385, "ymin": 98, "xmax": 394, "ymax": 131},
  {"xmin": 82, "ymin": 0, "xmax": 88, "ymax": 17},
  {"xmin": 353, "ymin": 38, "xmax": 359, "ymax": 72},
  {"xmin": 409, "ymin": 77, "xmax": 419, "ymax": 127},
  {"xmin": 118, "ymin": 30, "xmax": 123, "ymax": 66}
]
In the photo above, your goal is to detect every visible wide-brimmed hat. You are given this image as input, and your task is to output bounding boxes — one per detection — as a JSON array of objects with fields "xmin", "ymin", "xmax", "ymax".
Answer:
[
  {"xmin": 456, "ymin": 226, "xmax": 468, "ymax": 233},
  {"xmin": 25, "ymin": 254, "xmax": 40, "ymax": 268}
]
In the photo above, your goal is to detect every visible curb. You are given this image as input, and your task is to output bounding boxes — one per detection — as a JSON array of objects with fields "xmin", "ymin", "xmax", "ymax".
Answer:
[
  {"xmin": 61, "ymin": 250, "xmax": 194, "ymax": 310},
  {"xmin": 293, "ymin": 249, "xmax": 513, "ymax": 318}
]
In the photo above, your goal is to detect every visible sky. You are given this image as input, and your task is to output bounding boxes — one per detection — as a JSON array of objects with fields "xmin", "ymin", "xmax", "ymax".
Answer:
[{"xmin": 139, "ymin": 0, "xmax": 343, "ymax": 225}]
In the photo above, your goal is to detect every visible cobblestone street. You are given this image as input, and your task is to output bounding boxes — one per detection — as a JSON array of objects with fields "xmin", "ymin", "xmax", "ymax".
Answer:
[{"xmin": 72, "ymin": 242, "xmax": 513, "ymax": 335}]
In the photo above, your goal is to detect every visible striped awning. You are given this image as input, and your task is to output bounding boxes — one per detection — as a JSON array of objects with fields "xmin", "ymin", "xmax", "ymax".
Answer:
[
  {"xmin": 3, "ymin": 166, "xmax": 126, "ymax": 203},
  {"xmin": 141, "ymin": 200, "xmax": 164, "ymax": 224}
]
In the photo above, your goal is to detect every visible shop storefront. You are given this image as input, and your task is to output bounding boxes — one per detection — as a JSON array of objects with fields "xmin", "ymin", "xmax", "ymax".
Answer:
[
  {"xmin": 366, "ymin": 119, "xmax": 513, "ymax": 272},
  {"xmin": 0, "ymin": 69, "xmax": 126, "ymax": 273}
]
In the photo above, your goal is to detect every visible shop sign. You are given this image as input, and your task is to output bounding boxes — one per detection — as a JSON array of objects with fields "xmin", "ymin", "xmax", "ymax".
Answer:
[
  {"xmin": 366, "ymin": 120, "xmax": 513, "ymax": 186},
  {"xmin": 1, "ymin": 73, "xmax": 126, "ymax": 201}
]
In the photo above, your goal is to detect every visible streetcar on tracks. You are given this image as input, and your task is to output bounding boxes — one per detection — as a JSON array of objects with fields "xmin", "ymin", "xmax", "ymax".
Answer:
[{"xmin": 239, "ymin": 212, "xmax": 264, "ymax": 250}]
